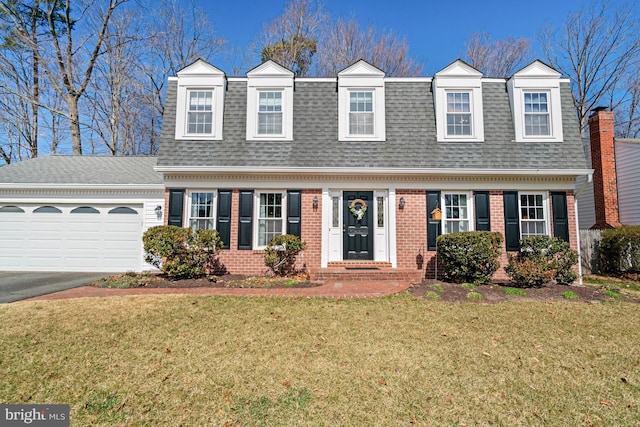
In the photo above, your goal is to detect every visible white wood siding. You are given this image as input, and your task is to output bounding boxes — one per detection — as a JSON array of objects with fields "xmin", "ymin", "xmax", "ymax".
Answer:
[{"xmin": 616, "ymin": 141, "xmax": 640, "ymax": 225}]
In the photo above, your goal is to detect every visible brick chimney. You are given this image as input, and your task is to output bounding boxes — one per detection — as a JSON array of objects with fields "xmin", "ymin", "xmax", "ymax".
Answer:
[{"xmin": 589, "ymin": 107, "xmax": 621, "ymax": 229}]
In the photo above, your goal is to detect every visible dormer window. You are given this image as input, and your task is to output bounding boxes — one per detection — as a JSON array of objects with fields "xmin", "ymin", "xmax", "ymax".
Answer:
[
  {"xmin": 523, "ymin": 92, "xmax": 550, "ymax": 136},
  {"xmin": 174, "ymin": 59, "xmax": 225, "ymax": 141},
  {"xmin": 187, "ymin": 90, "xmax": 214, "ymax": 134},
  {"xmin": 508, "ymin": 61, "xmax": 563, "ymax": 142},
  {"xmin": 246, "ymin": 61, "xmax": 294, "ymax": 141},
  {"xmin": 349, "ymin": 91, "xmax": 374, "ymax": 135},
  {"xmin": 258, "ymin": 91, "xmax": 283, "ymax": 135},
  {"xmin": 446, "ymin": 92, "xmax": 472, "ymax": 136},
  {"xmin": 433, "ymin": 60, "xmax": 484, "ymax": 142},
  {"xmin": 338, "ymin": 60, "xmax": 386, "ymax": 142}
]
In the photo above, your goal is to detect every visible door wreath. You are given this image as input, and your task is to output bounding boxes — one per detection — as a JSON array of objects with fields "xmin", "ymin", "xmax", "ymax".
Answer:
[{"xmin": 349, "ymin": 198, "xmax": 367, "ymax": 221}]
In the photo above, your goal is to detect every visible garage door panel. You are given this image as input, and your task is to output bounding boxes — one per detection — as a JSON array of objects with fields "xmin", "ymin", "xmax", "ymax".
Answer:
[{"xmin": 0, "ymin": 204, "xmax": 145, "ymax": 272}]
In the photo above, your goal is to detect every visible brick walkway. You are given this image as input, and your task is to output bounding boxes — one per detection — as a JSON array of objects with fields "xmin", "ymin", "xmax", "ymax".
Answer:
[{"xmin": 26, "ymin": 280, "xmax": 410, "ymax": 301}]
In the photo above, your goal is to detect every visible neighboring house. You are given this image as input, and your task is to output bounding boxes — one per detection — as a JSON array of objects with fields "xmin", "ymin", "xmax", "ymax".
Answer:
[
  {"xmin": 156, "ymin": 58, "xmax": 590, "ymax": 281},
  {"xmin": 577, "ymin": 108, "xmax": 640, "ymax": 229},
  {"xmin": 0, "ymin": 156, "xmax": 164, "ymax": 272}
]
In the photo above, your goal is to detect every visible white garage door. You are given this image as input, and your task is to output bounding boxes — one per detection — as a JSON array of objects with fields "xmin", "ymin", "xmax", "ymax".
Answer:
[{"xmin": 0, "ymin": 204, "xmax": 144, "ymax": 272}]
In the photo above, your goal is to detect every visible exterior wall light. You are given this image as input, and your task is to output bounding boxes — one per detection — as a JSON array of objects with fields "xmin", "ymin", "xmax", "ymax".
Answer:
[
  {"xmin": 155, "ymin": 205, "xmax": 163, "ymax": 219},
  {"xmin": 399, "ymin": 197, "xmax": 405, "ymax": 210},
  {"xmin": 312, "ymin": 196, "xmax": 319, "ymax": 209}
]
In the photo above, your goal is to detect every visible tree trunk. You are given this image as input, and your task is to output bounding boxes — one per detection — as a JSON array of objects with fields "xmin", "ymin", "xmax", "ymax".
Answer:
[
  {"xmin": 68, "ymin": 97, "xmax": 82, "ymax": 155},
  {"xmin": 30, "ymin": 7, "xmax": 39, "ymax": 158}
]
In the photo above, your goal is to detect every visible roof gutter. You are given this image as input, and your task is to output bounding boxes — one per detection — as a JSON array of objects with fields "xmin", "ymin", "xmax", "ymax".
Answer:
[
  {"xmin": 0, "ymin": 183, "xmax": 165, "ymax": 191},
  {"xmin": 155, "ymin": 165, "xmax": 593, "ymax": 177}
]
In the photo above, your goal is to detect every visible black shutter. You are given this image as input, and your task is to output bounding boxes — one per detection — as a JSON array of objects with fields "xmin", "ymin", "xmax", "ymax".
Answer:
[
  {"xmin": 217, "ymin": 190, "xmax": 232, "ymax": 249},
  {"xmin": 503, "ymin": 191, "xmax": 520, "ymax": 251},
  {"xmin": 474, "ymin": 191, "xmax": 491, "ymax": 231},
  {"xmin": 551, "ymin": 192, "xmax": 569, "ymax": 243},
  {"xmin": 238, "ymin": 190, "xmax": 254, "ymax": 250},
  {"xmin": 427, "ymin": 191, "xmax": 441, "ymax": 251},
  {"xmin": 168, "ymin": 189, "xmax": 184, "ymax": 227},
  {"xmin": 287, "ymin": 190, "xmax": 302, "ymax": 237}
]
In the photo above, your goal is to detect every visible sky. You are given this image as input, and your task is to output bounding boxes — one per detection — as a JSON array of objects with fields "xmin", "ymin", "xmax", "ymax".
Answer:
[{"xmin": 194, "ymin": 0, "xmax": 625, "ymax": 76}]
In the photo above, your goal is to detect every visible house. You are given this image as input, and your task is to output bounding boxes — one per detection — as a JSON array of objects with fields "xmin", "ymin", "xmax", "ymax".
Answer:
[
  {"xmin": 576, "ymin": 108, "xmax": 640, "ymax": 229},
  {"xmin": 0, "ymin": 156, "xmax": 164, "ymax": 272},
  {"xmin": 156, "ymin": 58, "xmax": 591, "ymax": 281}
]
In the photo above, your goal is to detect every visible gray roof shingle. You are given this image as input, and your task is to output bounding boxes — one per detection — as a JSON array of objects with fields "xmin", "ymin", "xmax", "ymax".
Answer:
[
  {"xmin": 0, "ymin": 155, "xmax": 162, "ymax": 185},
  {"xmin": 158, "ymin": 78, "xmax": 587, "ymax": 171}
]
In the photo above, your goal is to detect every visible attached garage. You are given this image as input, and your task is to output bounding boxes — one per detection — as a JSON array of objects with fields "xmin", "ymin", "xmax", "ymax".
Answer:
[{"xmin": 0, "ymin": 156, "xmax": 165, "ymax": 272}]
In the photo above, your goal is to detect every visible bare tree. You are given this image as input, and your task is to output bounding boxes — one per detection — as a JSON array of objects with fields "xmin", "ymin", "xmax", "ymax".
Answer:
[
  {"xmin": 257, "ymin": 0, "xmax": 325, "ymax": 76},
  {"xmin": 465, "ymin": 31, "xmax": 532, "ymax": 77},
  {"xmin": 315, "ymin": 17, "xmax": 422, "ymax": 77},
  {"xmin": 540, "ymin": 2, "xmax": 640, "ymax": 135},
  {"xmin": 1, "ymin": 0, "xmax": 130, "ymax": 155}
]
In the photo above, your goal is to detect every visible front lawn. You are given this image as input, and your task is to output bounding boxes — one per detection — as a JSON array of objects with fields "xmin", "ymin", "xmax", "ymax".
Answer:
[{"xmin": 1, "ymin": 296, "xmax": 639, "ymax": 425}]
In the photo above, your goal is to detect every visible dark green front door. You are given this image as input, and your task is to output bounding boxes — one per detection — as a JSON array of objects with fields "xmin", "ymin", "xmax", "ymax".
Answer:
[{"xmin": 343, "ymin": 191, "xmax": 373, "ymax": 260}]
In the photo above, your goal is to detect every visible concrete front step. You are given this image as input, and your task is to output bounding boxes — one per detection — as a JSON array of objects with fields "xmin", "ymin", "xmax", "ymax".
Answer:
[{"xmin": 310, "ymin": 267, "xmax": 423, "ymax": 282}]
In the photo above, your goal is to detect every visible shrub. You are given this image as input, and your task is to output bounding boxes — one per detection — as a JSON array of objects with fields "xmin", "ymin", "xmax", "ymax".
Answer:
[
  {"xmin": 436, "ymin": 231, "xmax": 503, "ymax": 284},
  {"xmin": 599, "ymin": 226, "xmax": 640, "ymax": 275},
  {"xmin": 264, "ymin": 234, "xmax": 307, "ymax": 277},
  {"xmin": 505, "ymin": 236, "xmax": 578, "ymax": 288},
  {"xmin": 142, "ymin": 225, "xmax": 224, "ymax": 279}
]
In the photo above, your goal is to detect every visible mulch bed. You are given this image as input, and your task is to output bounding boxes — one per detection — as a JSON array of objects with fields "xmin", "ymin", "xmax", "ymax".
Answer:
[
  {"xmin": 406, "ymin": 280, "xmax": 638, "ymax": 303},
  {"xmin": 142, "ymin": 274, "xmax": 322, "ymax": 289}
]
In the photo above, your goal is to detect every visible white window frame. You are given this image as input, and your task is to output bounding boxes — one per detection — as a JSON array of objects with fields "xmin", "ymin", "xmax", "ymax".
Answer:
[
  {"xmin": 445, "ymin": 91, "xmax": 473, "ymax": 137},
  {"xmin": 441, "ymin": 192, "xmax": 474, "ymax": 234},
  {"xmin": 507, "ymin": 61, "xmax": 564, "ymax": 143},
  {"xmin": 246, "ymin": 61, "xmax": 294, "ymax": 141},
  {"xmin": 186, "ymin": 89, "xmax": 214, "ymax": 136},
  {"xmin": 518, "ymin": 192, "xmax": 550, "ymax": 238},
  {"xmin": 348, "ymin": 90, "xmax": 375, "ymax": 136},
  {"xmin": 254, "ymin": 190, "xmax": 287, "ymax": 249},
  {"xmin": 257, "ymin": 90, "xmax": 284, "ymax": 136},
  {"xmin": 433, "ymin": 60, "xmax": 484, "ymax": 142},
  {"xmin": 338, "ymin": 60, "xmax": 386, "ymax": 142},
  {"xmin": 523, "ymin": 91, "xmax": 551, "ymax": 137},
  {"xmin": 187, "ymin": 190, "xmax": 216, "ymax": 231}
]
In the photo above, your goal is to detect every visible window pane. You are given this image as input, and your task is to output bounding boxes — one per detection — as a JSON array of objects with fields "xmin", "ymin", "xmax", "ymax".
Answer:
[
  {"xmin": 259, "ymin": 193, "xmax": 283, "ymax": 245},
  {"xmin": 187, "ymin": 90, "xmax": 213, "ymax": 134},
  {"xmin": 377, "ymin": 196, "xmax": 384, "ymax": 227},
  {"xmin": 190, "ymin": 192, "xmax": 214, "ymax": 230},
  {"xmin": 446, "ymin": 92, "xmax": 472, "ymax": 136},
  {"xmin": 332, "ymin": 197, "xmax": 340, "ymax": 228},
  {"xmin": 349, "ymin": 92, "xmax": 374, "ymax": 135},
  {"xmin": 524, "ymin": 92, "xmax": 550, "ymax": 136}
]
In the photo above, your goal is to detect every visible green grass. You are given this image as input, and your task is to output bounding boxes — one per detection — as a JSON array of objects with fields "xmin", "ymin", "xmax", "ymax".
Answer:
[
  {"xmin": 93, "ymin": 272, "xmax": 153, "ymax": 288},
  {"xmin": 603, "ymin": 289, "xmax": 623, "ymax": 300},
  {"xmin": 1, "ymin": 296, "xmax": 639, "ymax": 425},
  {"xmin": 430, "ymin": 283, "xmax": 444, "ymax": 292},
  {"xmin": 583, "ymin": 275, "xmax": 640, "ymax": 300},
  {"xmin": 561, "ymin": 291, "xmax": 580, "ymax": 300},
  {"xmin": 461, "ymin": 282, "xmax": 477, "ymax": 289},
  {"xmin": 505, "ymin": 287, "xmax": 528, "ymax": 297},
  {"xmin": 423, "ymin": 291, "xmax": 441, "ymax": 301},
  {"xmin": 465, "ymin": 291, "xmax": 483, "ymax": 301}
]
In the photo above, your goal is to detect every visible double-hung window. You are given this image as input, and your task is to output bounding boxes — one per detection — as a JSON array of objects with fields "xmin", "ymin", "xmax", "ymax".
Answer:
[
  {"xmin": 524, "ymin": 92, "xmax": 550, "ymax": 136},
  {"xmin": 446, "ymin": 92, "xmax": 472, "ymax": 136},
  {"xmin": 258, "ymin": 91, "xmax": 283, "ymax": 135},
  {"xmin": 257, "ymin": 192, "xmax": 284, "ymax": 246},
  {"xmin": 187, "ymin": 90, "xmax": 213, "ymax": 134},
  {"xmin": 442, "ymin": 192, "xmax": 471, "ymax": 234},
  {"xmin": 189, "ymin": 191, "xmax": 214, "ymax": 230},
  {"xmin": 519, "ymin": 193, "xmax": 547, "ymax": 237},
  {"xmin": 349, "ymin": 91, "xmax": 374, "ymax": 136}
]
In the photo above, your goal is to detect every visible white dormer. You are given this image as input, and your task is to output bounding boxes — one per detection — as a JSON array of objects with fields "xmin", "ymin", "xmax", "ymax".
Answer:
[
  {"xmin": 175, "ymin": 59, "xmax": 226, "ymax": 141},
  {"xmin": 246, "ymin": 61, "xmax": 294, "ymax": 141},
  {"xmin": 433, "ymin": 60, "xmax": 484, "ymax": 142},
  {"xmin": 508, "ymin": 60, "xmax": 563, "ymax": 142},
  {"xmin": 338, "ymin": 60, "xmax": 386, "ymax": 142}
]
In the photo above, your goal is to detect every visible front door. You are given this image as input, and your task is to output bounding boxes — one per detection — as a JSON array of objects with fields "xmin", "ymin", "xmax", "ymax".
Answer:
[{"xmin": 343, "ymin": 191, "xmax": 373, "ymax": 260}]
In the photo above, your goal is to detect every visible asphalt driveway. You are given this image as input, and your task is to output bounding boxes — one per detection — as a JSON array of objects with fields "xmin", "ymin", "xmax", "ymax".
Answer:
[{"xmin": 0, "ymin": 272, "xmax": 110, "ymax": 303}]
